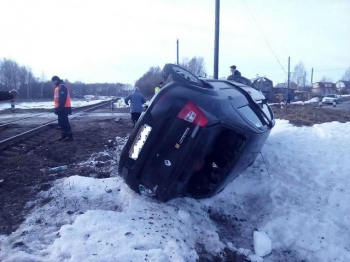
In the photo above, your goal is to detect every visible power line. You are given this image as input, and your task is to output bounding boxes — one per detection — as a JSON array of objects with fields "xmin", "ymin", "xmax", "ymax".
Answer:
[
  {"xmin": 314, "ymin": 68, "xmax": 348, "ymax": 72},
  {"xmin": 240, "ymin": 0, "xmax": 288, "ymax": 77},
  {"xmin": 264, "ymin": 67, "xmax": 347, "ymax": 76}
]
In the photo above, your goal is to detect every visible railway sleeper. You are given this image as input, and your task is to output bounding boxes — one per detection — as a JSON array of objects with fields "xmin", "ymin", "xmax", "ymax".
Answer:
[
  {"xmin": 7, "ymin": 147, "xmax": 26, "ymax": 153},
  {"xmin": 23, "ymin": 141, "xmax": 41, "ymax": 147},
  {"xmin": 0, "ymin": 156, "xmax": 9, "ymax": 162},
  {"xmin": 1, "ymin": 150, "xmax": 19, "ymax": 157}
]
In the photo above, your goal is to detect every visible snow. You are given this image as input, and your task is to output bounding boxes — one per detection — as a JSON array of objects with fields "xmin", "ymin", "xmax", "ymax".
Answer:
[
  {"xmin": 293, "ymin": 96, "xmax": 320, "ymax": 104},
  {"xmin": 1, "ymin": 120, "xmax": 350, "ymax": 261},
  {"xmin": 0, "ymin": 99, "xmax": 110, "ymax": 111},
  {"xmin": 253, "ymin": 231, "xmax": 272, "ymax": 257}
]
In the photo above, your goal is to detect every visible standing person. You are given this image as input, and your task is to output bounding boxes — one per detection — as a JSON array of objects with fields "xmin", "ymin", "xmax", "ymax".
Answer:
[
  {"xmin": 0, "ymin": 89, "xmax": 18, "ymax": 101},
  {"xmin": 229, "ymin": 65, "xmax": 241, "ymax": 76},
  {"xmin": 154, "ymin": 81, "xmax": 164, "ymax": 94},
  {"xmin": 286, "ymin": 91, "xmax": 291, "ymax": 107},
  {"xmin": 51, "ymin": 76, "xmax": 73, "ymax": 142},
  {"xmin": 124, "ymin": 87, "xmax": 146, "ymax": 128}
]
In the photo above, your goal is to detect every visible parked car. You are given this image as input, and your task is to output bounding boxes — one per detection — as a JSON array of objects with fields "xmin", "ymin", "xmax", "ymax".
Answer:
[
  {"xmin": 118, "ymin": 64, "xmax": 275, "ymax": 201},
  {"xmin": 322, "ymin": 94, "xmax": 339, "ymax": 104}
]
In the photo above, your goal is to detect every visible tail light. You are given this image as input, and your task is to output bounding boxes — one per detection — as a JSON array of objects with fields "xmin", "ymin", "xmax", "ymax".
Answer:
[{"xmin": 177, "ymin": 101, "xmax": 208, "ymax": 127}]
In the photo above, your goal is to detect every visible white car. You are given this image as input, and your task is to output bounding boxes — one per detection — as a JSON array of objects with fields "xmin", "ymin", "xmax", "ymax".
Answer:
[{"xmin": 322, "ymin": 94, "xmax": 339, "ymax": 104}]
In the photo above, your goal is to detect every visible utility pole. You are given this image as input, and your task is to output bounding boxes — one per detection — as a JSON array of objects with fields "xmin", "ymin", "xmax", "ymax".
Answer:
[
  {"xmin": 214, "ymin": 0, "xmax": 220, "ymax": 79},
  {"xmin": 176, "ymin": 39, "xmax": 179, "ymax": 65},
  {"xmin": 310, "ymin": 68, "xmax": 314, "ymax": 85},
  {"xmin": 287, "ymin": 57, "xmax": 290, "ymax": 92}
]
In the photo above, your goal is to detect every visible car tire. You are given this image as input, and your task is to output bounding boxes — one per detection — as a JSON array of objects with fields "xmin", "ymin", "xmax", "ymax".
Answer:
[{"xmin": 161, "ymin": 64, "xmax": 203, "ymax": 87}]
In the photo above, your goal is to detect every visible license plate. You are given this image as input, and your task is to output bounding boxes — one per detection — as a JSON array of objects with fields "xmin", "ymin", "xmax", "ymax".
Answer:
[
  {"xmin": 129, "ymin": 124, "xmax": 152, "ymax": 160},
  {"xmin": 139, "ymin": 184, "xmax": 157, "ymax": 197}
]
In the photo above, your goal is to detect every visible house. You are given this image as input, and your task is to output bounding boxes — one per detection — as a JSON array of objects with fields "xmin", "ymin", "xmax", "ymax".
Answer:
[
  {"xmin": 250, "ymin": 77, "xmax": 275, "ymax": 100},
  {"xmin": 335, "ymin": 80, "xmax": 350, "ymax": 94},
  {"xmin": 311, "ymin": 82, "xmax": 337, "ymax": 97},
  {"xmin": 273, "ymin": 82, "xmax": 298, "ymax": 90},
  {"xmin": 251, "ymin": 77, "xmax": 273, "ymax": 93},
  {"xmin": 272, "ymin": 82, "xmax": 298, "ymax": 101}
]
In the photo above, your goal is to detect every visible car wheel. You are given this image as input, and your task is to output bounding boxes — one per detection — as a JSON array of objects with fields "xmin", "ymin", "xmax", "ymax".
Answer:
[{"xmin": 162, "ymin": 63, "xmax": 203, "ymax": 87}]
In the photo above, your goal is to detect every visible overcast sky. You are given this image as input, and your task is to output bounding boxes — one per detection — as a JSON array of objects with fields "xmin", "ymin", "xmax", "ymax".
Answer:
[{"xmin": 0, "ymin": 0, "xmax": 349, "ymax": 85}]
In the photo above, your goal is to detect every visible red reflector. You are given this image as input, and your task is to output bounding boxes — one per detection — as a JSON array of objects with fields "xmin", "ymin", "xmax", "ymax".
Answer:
[{"xmin": 177, "ymin": 101, "xmax": 208, "ymax": 127}]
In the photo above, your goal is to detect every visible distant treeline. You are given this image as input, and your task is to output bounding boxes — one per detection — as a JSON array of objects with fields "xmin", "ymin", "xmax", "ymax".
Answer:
[
  {"xmin": 135, "ymin": 57, "xmax": 206, "ymax": 98},
  {"xmin": 0, "ymin": 57, "xmax": 208, "ymax": 100},
  {"xmin": 0, "ymin": 58, "xmax": 131, "ymax": 100}
]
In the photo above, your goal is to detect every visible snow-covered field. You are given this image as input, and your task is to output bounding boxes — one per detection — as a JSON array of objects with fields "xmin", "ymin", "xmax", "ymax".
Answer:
[
  {"xmin": 0, "ymin": 98, "xmax": 142, "ymax": 111},
  {"xmin": 0, "ymin": 99, "xmax": 111, "ymax": 111},
  {"xmin": 1, "ymin": 120, "xmax": 350, "ymax": 262}
]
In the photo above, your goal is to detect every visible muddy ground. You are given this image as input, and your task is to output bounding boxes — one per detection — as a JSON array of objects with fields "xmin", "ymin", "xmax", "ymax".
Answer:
[
  {"xmin": 0, "ymin": 115, "xmax": 133, "ymax": 235},
  {"xmin": 1, "ymin": 106, "xmax": 349, "ymax": 261},
  {"xmin": 273, "ymin": 106, "xmax": 350, "ymax": 126}
]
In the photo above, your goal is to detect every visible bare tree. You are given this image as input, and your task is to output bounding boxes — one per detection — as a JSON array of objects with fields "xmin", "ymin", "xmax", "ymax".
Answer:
[
  {"xmin": 40, "ymin": 72, "xmax": 47, "ymax": 98},
  {"xmin": 342, "ymin": 67, "xmax": 350, "ymax": 80},
  {"xmin": 180, "ymin": 57, "xmax": 206, "ymax": 77},
  {"xmin": 0, "ymin": 57, "xmax": 134, "ymax": 100},
  {"xmin": 18, "ymin": 66, "xmax": 30, "ymax": 98},
  {"xmin": 135, "ymin": 67, "xmax": 163, "ymax": 98},
  {"xmin": 320, "ymin": 76, "xmax": 333, "ymax": 82},
  {"xmin": 0, "ymin": 58, "xmax": 20, "ymax": 90},
  {"xmin": 291, "ymin": 61, "xmax": 308, "ymax": 88}
]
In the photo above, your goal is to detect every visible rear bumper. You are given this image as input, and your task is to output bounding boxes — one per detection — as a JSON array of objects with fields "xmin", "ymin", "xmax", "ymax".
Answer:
[
  {"xmin": 322, "ymin": 98, "xmax": 338, "ymax": 103},
  {"xmin": 119, "ymin": 116, "xmax": 215, "ymax": 201}
]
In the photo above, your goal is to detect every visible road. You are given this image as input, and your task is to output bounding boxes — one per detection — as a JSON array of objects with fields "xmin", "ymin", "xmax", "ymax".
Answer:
[{"xmin": 322, "ymin": 98, "xmax": 350, "ymax": 110}]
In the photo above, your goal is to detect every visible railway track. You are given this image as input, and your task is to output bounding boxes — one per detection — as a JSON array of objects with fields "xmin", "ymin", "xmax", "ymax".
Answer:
[{"xmin": 0, "ymin": 100, "xmax": 115, "ymax": 162}]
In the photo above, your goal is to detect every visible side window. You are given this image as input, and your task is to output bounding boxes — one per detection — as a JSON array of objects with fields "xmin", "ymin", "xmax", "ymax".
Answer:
[
  {"xmin": 261, "ymin": 104, "xmax": 272, "ymax": 121},
  {"xmin": 238, "ymin": 106, "xmax": 263, "ymax": 128}
]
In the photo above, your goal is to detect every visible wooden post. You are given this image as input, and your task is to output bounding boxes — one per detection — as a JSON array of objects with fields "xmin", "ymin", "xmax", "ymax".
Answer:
[
  {"xmin": 11, "ymin": 99, "xmax": 15, "ymax": 112},
  {"xmin": 213, "ymin": 0, "xmax": 220, "ymax": 79},
  {"xmin": 176, "ymin": 39, "xmax": 179, "ymax": 66}
]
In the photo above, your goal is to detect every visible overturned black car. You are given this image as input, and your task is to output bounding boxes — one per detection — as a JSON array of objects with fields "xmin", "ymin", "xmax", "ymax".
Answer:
[{"xmin": 118, "ymin": 64, "xmax": 275, "ymax": 201}]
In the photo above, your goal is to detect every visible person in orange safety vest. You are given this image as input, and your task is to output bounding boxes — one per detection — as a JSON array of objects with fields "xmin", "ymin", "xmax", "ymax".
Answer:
[{"xmin": 52, "ymin": 76, "xmax": 73, "ymax": 142}]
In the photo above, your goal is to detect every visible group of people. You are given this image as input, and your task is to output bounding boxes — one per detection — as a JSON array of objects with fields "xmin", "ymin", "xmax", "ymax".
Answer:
[
  {"xmin": 1, "ymin": 65, "xmax": 242, "ymax": 139},
  {"xmin": 0, "ymin": 76, "xmax": 73, "ymax": 142},
  {"xmin": 54, "ymin": 64, "xmax": 240, "ymax": 132}
]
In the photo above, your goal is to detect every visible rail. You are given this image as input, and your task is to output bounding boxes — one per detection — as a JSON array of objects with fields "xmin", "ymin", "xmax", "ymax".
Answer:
[{"xmin": 0, "ymin": 99, "xmax": 114, "ymax": 154}]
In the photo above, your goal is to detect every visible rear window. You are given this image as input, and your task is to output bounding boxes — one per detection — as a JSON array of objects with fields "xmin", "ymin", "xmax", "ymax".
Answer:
[{"xmin": 326, "ymin": 95, "xmax": 336, "ymax": 98}]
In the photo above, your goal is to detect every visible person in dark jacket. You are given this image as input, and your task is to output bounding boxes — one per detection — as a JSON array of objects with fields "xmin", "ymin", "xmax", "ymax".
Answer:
[
  {"xmin": 0, "ymin": 89, "xmax": 18, "ymax": 101},
  {"xmin": 124, "ymin": 87, "xmax": 146, "ymax": 127},
  {"xmin": 229, "ymin": 65, "xmax": 241, "ymax": 76},
  {"xmin": 51, "ymin": 76, "xmax": 73, "ymax": 141},
  {"xmin": 286, "ymin": 91, "xmax": 291, "ymax": 106}
]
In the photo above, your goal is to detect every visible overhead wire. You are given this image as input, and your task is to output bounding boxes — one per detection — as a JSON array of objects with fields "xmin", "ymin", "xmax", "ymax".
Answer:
[
  {"xmin": 240, "ymin": 0, "xmax": 288, "ymax": 77},
  {"xmin": 313, "ymin": 68, "xmax": 348, "ymax": 72}
]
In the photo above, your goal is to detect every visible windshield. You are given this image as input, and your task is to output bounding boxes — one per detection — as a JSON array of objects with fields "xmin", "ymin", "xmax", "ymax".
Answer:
[{"xmin": 326, "ymin": 95, "xmax": 336, "ymax": 98}]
